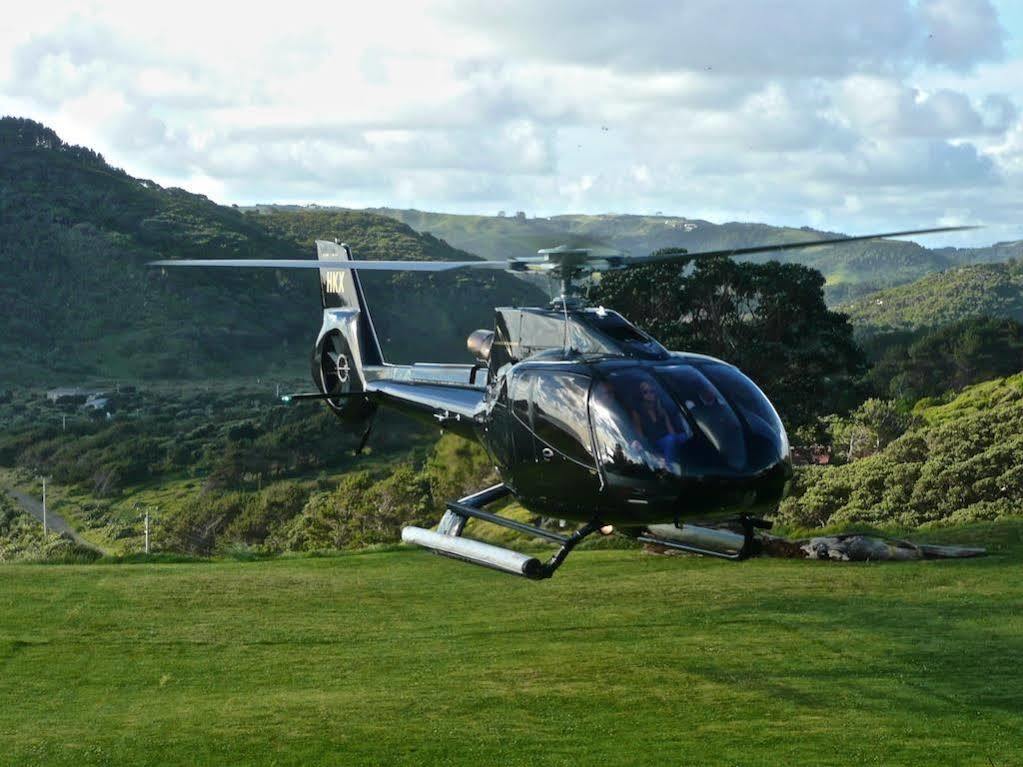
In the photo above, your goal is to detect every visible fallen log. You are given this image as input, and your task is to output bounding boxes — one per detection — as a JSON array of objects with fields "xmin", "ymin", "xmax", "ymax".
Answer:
[{"xmin": 782, "ymin": 533, "xmax": 986, "ymax": 561}]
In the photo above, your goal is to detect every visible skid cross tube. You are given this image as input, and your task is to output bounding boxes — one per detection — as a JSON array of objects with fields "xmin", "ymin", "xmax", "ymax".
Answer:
[{"xmin": 446, "ymin": 501, "xmax": 569, "ymax": 544}]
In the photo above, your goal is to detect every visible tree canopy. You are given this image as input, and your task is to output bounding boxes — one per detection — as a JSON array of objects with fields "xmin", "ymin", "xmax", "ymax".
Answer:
[{"xmin": 861, "ymin": 316, "xmax": 1023, "ymax": 402}]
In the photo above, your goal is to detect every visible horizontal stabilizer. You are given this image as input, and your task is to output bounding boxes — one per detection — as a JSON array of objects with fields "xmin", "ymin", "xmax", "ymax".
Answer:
[
  {"xmin": 281, "ymin": 392, "xmax": 363, "ymax": 403},
  {"xmin": 368, "ymin": 381, "xmax": 482, "ymax": 420},
  {"xmin": 402, "ymin": 526, "xmax": 543, "ymax": 579}
]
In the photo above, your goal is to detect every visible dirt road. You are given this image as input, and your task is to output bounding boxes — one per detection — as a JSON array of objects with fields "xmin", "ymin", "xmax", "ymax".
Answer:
[{"xmin": 4, "ymin": 487, "xmax": 104, "ymax": 553}]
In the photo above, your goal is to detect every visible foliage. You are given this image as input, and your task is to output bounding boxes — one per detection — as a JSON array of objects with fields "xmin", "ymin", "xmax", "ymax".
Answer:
[
  {"xmin": 824, "ymin": 398, "xmax": 916, "ymax": 463},
  {"xmin": 0, "ymin": 117, "xmax": 544, "ymax": 383},
  {"xmin": 591, "ymin": 257, "xmax": 866, "ymax": 428},
  {"xmin": 424, "ymin": 433, "xmax": 497, "ymax": 512},
  {"xmin": 0, "ymin": 493, "xmax": 98, "ymax": 562},
  {"xmin": 842, "ymin": 258, "xmax": 1023, "ymax": 332},
  {"xmin": 272, "ymin": 465, "xmax": 434, "ymax": 552},
  {"xmin": 861, "ymin": 316, "xmax": 1023, "ymax": 401},
  {"xmin": 778, "ymin": 374, "xmax": 1023, "ymax": 529}
]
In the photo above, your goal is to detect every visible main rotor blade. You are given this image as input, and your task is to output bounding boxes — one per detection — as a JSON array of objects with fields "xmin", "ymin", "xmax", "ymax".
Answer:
[
  {"xmin": 635, "ymin": 225, "xmax": 979, "ymax": 266},
  {"xmin": 149, "ymin": 258, "xmax": 510, "ymax": 271}
]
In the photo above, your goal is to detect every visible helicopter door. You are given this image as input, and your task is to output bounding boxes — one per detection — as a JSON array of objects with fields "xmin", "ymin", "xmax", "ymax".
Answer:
[
  {"xmin": 484, "ymin": 376, "xmax": 516, "ymax": 477},
  {"xmin": 507, "ymin": 370, "xmax": 540, "ymax": 497},
  {"xmin": 529, "ymin": 372, "xmax": 599, "ymax": 514}
]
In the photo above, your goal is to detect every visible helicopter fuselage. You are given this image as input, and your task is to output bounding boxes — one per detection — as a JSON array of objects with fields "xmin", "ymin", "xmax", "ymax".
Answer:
[
  {"xmin": 359, "ymin": 305, "xmax": 793, "ymax": 528},
  {"xmin": 475, "ymin": 351, "xmax": 792, "ymax": 526}
]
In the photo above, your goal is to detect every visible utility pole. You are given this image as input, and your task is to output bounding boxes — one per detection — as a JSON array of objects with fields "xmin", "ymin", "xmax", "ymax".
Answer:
[
  {"xmin": 62, "ymin": 414, "xmax": 66, "ymax": 432},
  {"xmin": 41, "ymin": 477, "xmax": 47, "ymax": 535},
  {"xmin": 142, "ymin": 506, "xmax": 156, "ymax": 554}
]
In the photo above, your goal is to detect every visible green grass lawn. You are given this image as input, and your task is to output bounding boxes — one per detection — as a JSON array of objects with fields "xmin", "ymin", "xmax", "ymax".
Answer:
[{"xmin": 1, "ymin": 524, "xmax": 1022, "ymax": 766}]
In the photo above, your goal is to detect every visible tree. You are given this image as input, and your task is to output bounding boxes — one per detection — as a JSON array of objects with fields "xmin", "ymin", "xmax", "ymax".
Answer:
[
  {"xmin": 862, "ymin": 316, "xmax": 1023, "ymax": 402},
  {"xmin": 591, "ymin": 256, "xmax": 866, "ymax": 428},
  {"xmin": 825, "ymin": 399, "xmax": 914, "ymax": 463}
]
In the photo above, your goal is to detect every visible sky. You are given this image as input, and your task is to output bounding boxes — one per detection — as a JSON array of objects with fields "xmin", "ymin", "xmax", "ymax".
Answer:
[{"xmin": 2, "ymin": 0, "xmax": 1021, "ymax": 247}]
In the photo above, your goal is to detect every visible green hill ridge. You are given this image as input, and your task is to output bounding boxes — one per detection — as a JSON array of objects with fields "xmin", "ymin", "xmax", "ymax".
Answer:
[
  {"xmin": 840, "ymin": 259, "xmax": 1023, "ymax": 332},
  {"xmin": 0, "ymin": 117, "xmax": 544, "ymax": 384},
  {"xmin": 369, "ymin": 208, "xmax": 1022, "ymax": 303}
]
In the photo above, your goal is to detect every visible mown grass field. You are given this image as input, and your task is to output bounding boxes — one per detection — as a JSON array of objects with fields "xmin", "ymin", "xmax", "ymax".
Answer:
[{"xmin": 1, "ymin": 522, "xmax": 1022, "ymax": 766}]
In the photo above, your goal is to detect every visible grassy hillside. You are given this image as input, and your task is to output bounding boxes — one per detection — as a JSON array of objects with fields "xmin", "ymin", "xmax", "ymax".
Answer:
[
  {"xmin": 0, "ymin": 118, "xmax": 544, "ymax": 384},
  {"xmin": 250, "ymin": 207, "xmax": 545, "ymax": 362},
  {"xmin": 778, "ymin": 374, "xmax": 1023, "ymax": 529},
  {"xmin": 0, "ymin": 380, "xmax": 451, "ymax": 555},
  {"xmin": 371, "ymin": 208, "xmax": 1022, "ymax": 303},
  {"xmin": 1, "ymin": 536, "xmax": 1021, "ymax": 766},
  {"xmin": 841, "ymin": 259, "xmax": 1023, "ymax": 332}
]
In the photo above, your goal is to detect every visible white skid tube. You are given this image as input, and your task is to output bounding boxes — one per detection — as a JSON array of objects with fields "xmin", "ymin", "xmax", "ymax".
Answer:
[{"xmin": 402, "ymin": 526, "xmax": 543, "ymax": 578}]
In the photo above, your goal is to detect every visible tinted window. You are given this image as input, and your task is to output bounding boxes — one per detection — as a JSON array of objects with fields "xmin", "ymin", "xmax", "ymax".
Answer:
[
  {"xmin": 590, "ymin": 369, "xmax": 691, "ymax": 479},
  {"xmin": 533, "ymin": 373, "xmax": 593, "ymax": 464},
  {"xmin": 698, "ymin": 364, "xmax": 785, "ymax": 441},
  {"xmin": 584, "ymin": 311, "xmax": 667, "ymax": 358},
  {"xmin": 656, "ymin": 365, "xmax": 747, "ymax": 470}
]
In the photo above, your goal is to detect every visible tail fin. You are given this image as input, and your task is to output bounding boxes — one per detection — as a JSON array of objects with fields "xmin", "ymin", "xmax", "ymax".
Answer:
[{"xmin": 316, "ymin": 240, "xmax": 384, "ymax": 367}]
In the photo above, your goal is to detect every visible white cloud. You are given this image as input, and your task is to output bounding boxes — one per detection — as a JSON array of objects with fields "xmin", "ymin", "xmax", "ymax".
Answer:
[{"xmin": 0, "ymin": 0, "xmax": 1019, "ymax": 246}]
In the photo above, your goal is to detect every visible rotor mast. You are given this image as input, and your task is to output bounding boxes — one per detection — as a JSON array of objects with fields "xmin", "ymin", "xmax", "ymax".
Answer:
[{"xmin": 536, "ymin": 246, "xmax": 624, "ymax": 310}]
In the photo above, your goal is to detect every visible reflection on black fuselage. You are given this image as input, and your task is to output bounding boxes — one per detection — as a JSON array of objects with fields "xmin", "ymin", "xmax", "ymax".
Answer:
[{"xmin": 478, "ymin": 356, "xmax": 792, "ymax": 526}]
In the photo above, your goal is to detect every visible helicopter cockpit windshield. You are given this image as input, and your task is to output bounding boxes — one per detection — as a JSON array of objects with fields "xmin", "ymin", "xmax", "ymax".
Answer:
[{"xmin": 589, "ymin": 364, "xmax": 787, "ymax": 482}]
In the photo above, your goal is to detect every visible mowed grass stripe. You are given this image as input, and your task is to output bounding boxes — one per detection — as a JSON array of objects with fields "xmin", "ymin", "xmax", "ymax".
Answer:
[{"xmin": 0, "ymin": 535, "xmax": 1021, "ymax": 766}]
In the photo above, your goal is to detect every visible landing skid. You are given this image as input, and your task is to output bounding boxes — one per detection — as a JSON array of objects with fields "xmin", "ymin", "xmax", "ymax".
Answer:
[
  {"xmin": 401, "ymin": 484, "xmax": 601, "ymax": 580},
  {"xmin": 634, "ymin": 515, "xmax": 773, "ymax": 560}
]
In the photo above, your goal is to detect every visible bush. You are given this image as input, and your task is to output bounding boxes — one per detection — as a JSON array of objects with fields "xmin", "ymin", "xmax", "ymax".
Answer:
[
  {"xmin": 776, "ymin": 374, "xmax": 1023, "ymax": 530},
  {"xmin": 273, "ymin": 466, "xmax": 434, "ymax": 552}
]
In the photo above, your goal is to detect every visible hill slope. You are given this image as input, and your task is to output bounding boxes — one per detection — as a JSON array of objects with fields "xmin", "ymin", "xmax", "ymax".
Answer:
[
  {"xmin": 778, "ymin": 374, "xmax": 1023, "ymax": 529},
  {"xmin": 371, "ymin": 208, "xmax": 1022, "ymax": 303},
  {"xmin": 0, "ymin": 118, "xmax": 544, "ymax": 383},
  {"xmin": 840, "ymin": 259, "xmax": 1023, "ymax": 332}
]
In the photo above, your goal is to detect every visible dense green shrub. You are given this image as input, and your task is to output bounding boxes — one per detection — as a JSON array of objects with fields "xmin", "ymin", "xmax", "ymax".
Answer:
[
  {"xmin": 272, "ymin": 465, "xmax": 433, "ymax": 551},
  {"xmin": 778, "ymin": 374, "xmax": 1023, "ymax": 529}
]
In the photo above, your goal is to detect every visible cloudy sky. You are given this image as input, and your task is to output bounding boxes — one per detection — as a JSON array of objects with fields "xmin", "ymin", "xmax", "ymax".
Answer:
[{"xmin": 2, "ymin": 0, "xmax": 1021, "ymax": 246}]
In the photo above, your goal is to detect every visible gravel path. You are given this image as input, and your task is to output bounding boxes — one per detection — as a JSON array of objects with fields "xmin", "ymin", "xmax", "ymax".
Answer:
[{"xmin": 4, "ymin": 487, "xmax": 105, "ymax": 553}]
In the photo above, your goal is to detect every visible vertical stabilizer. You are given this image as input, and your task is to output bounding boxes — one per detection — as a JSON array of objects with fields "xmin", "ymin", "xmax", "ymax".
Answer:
[{"xmin": 316, "ymin": 240, "xmax": 384, "ymax": 366}]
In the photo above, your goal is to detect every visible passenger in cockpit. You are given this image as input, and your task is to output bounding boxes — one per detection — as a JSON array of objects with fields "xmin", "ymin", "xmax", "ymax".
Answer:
[{"xmin": 630, "ymin": 378, "xmax": 691, "ymax": 467}]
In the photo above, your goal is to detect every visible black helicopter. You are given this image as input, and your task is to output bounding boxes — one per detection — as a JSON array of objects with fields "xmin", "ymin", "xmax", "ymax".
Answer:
[{"xmin": 154, "ymin": 225, "xmax": 968, "ymax": 579}]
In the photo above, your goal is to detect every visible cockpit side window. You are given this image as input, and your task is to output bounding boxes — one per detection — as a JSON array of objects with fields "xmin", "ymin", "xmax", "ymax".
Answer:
[
  {"xmin": 590, "ymin": 369, "xmax": 691, "ymax": 477},
  {"xmin": 532, "ymin": 373, "xmax": 593, "ymax": 465}
]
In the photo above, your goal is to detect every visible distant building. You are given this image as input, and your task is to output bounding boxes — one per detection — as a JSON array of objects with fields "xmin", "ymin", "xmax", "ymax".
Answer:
[
  {"xmin": 791, "ymin": 445, "xmax": 832, "ymax": 466},
  {"xmin": 46, "ymin": 387, "xmax": 89, "ymax": 404},
  {"xmin": 83, "ymin": 394, "xmax": 111, "ymax": 411}
]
